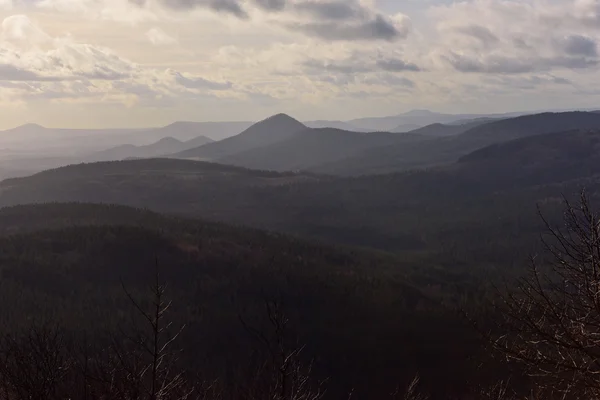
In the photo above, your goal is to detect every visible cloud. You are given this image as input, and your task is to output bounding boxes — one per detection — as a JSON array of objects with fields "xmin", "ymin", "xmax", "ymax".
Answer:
[
  {"xmin": 28, "ymin": 0, "xmax": 410, "ymax": 42},
  {"xmin": 173, "ymin": 71, "xmax": 232, "ymax": 90},
  {"xmin": 291, "ymin": 14, "xmax": 407, "ymax": 41},
  {"xmin": 559, "ymin": 35, "xmax": 598, "ymax": 57},
  {"xmin": 432, "ymin": 0, "xmax": 600, "ymax": 75},
  {"xmin": 156, "ymin": 0, "xmax": 248, "ymax": 17},
  {"xmin": 484, "ymin": 74, "xmax": 573, "ymax": 90},
  {"xmin": 376, "ymin": 58, "xmax": 421, "ymax": 72},
  {"xmin": 303, "ymin": 59, "xmax": 370, "ymax": 75},
  {"xmin": 0, "ymin": 63, "xmax": 65, "ymax": 81},
  {"xmin": 443, "ymin": 51, "xmax": 598, "ymax": 74},
  {"xmin": 304, "ymin": 51, "xmax": 421, "ymax": 75},
  {"xmin": 453, "ymin": 24, "xmax": 499, "ymax": 47},
  {"xmin": 145, "ymin": 27, "xmax": 177, "ymax": 45},
  {"xmin": 0, "ymin": 15, "xmax": 238, "ymax": 107},
  {"xmin": 2, "ymin": 14, "xmax": 51, "ymax": 44},
  {"xmin": 253, "ymin": 0, "xmax": 285, "ymax": 12},
  {"xmin": 293, "ymin": 1, "xmax": 369, "ymax": 20}
]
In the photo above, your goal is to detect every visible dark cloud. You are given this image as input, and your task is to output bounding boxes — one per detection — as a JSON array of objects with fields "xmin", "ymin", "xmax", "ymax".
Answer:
[
  {"xmin": 303, "ymin": 54, "xmax": 420, "ymax": 78},
  {"xmin": 454, "ymin": 25, "xmax": 499, "ymax": 47},
  {"xmin": 303, "ymin": 59, "xmax": 371, "ymax": 74},
  {"xmin": 133, "ymin": 0, "xmax": 406, "ymax": 42},
  {"xmin": 561, "ymin": 35, "xmax": 598, "ymax": 57},
  {"xmin": 0, "ymin": 64, "xmax": 66, "ymax": 81},
  {"xmin": 156, "ymin": 0, "xmax": 249, "ymax": 18},
  {"xmin": 293, "ymin": 14, "xmax": 404, "ymax": 41},
  {"xmin": 293, "ymin": 1, "xmax": 367, "ymax": 20},
  {"xmin": 550, "ymin": 76, "xmax": 572, "ymax": 85},
  {"xmin": 253, "ymin": 0, "xmax": 286, "ymax": 11},
  {"xmin": 484, "ymin": 75, "xmax": 573, "ymax": 91},
  {"xmin": 445, "ymin": 53, "xmax": 534, "ymax": 74},
  {"xmin": 445, "ymin": 52, "xmax": 598, "ymax": 74},
  {"xmin": 376, "ymin": 58, "xmax": 421, "ymax": 72},
  {"xmin": 174, "ymin": 72, "xmax": 233, "ymax": 90}
]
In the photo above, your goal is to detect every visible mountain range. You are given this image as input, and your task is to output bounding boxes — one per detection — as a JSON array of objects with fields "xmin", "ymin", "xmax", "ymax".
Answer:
[
  {"xmin": 5, "ymin": 107, "xmax": 600, "ymax": 398},
  {"xmin": 88, "ymin": 135, "xmax": 214, "ymax": 162},
  {"xmin": 172, "ymin": 114, "xmax": 308, "ymax": 160}
]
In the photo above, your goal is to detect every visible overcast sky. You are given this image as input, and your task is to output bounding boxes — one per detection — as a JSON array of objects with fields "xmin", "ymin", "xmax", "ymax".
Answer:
[{"xmin": 0, "ymin": 0, "xmax": 597, "ymax": 128}]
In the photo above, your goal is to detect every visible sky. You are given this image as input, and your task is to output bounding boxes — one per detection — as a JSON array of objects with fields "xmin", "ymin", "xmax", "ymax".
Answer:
[{"xmin": 0, "ymin": 0, "xmax": 598, "ymax": 128}]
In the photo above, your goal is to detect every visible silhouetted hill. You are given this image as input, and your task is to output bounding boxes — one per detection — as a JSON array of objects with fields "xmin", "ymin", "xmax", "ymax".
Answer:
[
  {"xmin": 183, "ymin": 135, "xmax": 215, "ymax": 148},
  {"xmin": 219, "ymin": 129, "xmax": 429, "ymax": 171},
  {"xmin": 304, "ymin": 120, "xmax": 366, "ymax": 131},
  {"xmin": 88, "ymin": 135, "xmax": 214, "ymax": 161},
  {"xmin": 348, "ymin": 110, "xmax": 526, "ymax": 132},
  {"xmin": 452, "ymin": 129, "xmax": 600, "ymax": 189},
  {"xmin": 0, "ymin": 152, "xmax": 594, "ymax": 260},
  {"xmin": 313, "ymin": 112, "xmax": 600, "ymax": 176},
  {"xmin": 172, "ymin": 114, "xmax": 307, "ymax": 160},
  {"xmin": 406, "ymin": 118, "xmax": 497, "ymax": 137},
  {"xmin": 392, "ymin": 123, "xmax": 422, "ymax": 133},
  {"xmin": 132, "ymin": 120, "xmax": 253, "ymax": 142}
]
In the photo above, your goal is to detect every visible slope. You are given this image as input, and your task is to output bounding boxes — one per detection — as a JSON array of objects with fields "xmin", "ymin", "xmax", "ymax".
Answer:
[
  {"xmin": 0, "ymin": 146, "xmax": 597, "ymax": 262},
  {"xmin": 405, "ymin": 118, "xmax": 501, "ymax": 138},
  {"xmin": 171, "ymin": 114, "xmax": 307, "ymax": 160},
  {"xmin": 88, "ymin": 135, "xmax": 214, "ymax": 162},
  {"xmin": 129, "ymin": 120, "xmax": 253, "ymax": 142},
  {"xmin": 313, "ymin": 111, "xmax": 600, "ymax": 176},
  {"xmin": 218, "ymin": 129, "xmax": 429, "ymax": 172},
  {"xmin": 304, "ymin": 120, "xmax": 366, "ymax": 131},
  {"xmin": 0, "ymin": 202, "xmax": 481, "ymax": 399},
  {"xmin": 348, "ymin": 109, "xmax": 527, "ymax": 132},
  {"xmin": 452, "ymin": 129, "xmax": 600, "ymax": 189}
]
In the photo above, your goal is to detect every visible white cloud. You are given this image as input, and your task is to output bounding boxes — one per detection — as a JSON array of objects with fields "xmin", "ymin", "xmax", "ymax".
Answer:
[
  {"xmin": 0, "ymin": 15, "xmax": 238, "ymax": 109},
  {"xmin": 145, "ymin": 27, "xmax": 177, "ymax": 45},
  {"xmin": 0, "ymin": 0, "xmax": 597, "ymax": 126}
]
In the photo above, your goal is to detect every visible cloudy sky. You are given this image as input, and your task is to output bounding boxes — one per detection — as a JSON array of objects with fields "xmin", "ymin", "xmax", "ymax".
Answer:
[{"xmin": 0, "ymin": 0, "xmax": 598, "ymax": 128}]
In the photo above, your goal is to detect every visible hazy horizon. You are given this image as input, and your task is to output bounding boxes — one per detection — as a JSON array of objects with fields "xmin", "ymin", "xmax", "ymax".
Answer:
[
  {"xmin": 0, "ymin": 0, "xmax": 597, "ymax": 129},
  {"xmin": 2, "ymin": 105, "xmax": 598, "ymax": 131}
]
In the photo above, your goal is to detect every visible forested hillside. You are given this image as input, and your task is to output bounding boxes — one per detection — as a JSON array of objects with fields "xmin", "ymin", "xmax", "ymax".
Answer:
[
  {"xmin": 0, "ymin": 203, "xmax": 493, "ymax": 399},
  {"xmin": 313, "ymin": 112, "xmax": 600, "ymax": 175},
  {"xmin": 219, "ymin": 128, "xmax": 429, "ymax": 172}
]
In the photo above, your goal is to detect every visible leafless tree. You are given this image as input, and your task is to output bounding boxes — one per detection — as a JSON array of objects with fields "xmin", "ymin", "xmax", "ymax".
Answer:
[
  {"xmin": 391, "ymin": 375, "xmax": 428, "ymax": 400},
  {"xmin": 239, "ymin": 299, "xmax": 325, "ymax": 400},
  {"xmin": 81, "ymin": 271, "xmax": 196, "ymax": 400},
  {"xmin": 490, "ymin": 190, "xmax": 600, "ymax": 398},
  {"xmin": 0, "ymin": 324, "xmax": 73, "ymax": 400}
]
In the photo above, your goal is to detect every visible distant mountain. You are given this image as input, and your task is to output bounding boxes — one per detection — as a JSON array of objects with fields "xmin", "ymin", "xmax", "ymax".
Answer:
[
  {"xmin": 406, "ymin": 118, "xmax": 501, "ymax": 138},
  {"xmin": 171, "ymin": 114, "xmax": 307, "ymax": 160},
  {"xmin": 88, "ymin": 135, "xmax": 214, "ymax": 162},
  {"xmin": 0, "ymin": 125, "xmax": 144, "ymax": 155},
  {"xmin": 219, "ymin": 129, "xmax": 428, "ymax": 172},
  {"xmin": 348, "ymin": 110, "xmax": 529, "ymax": 132},
  {"xmin": 184, "ymin": 135, "xmax": 215, "ymax": 148},
  {"xmin": 448, "ymin": 129, "xmax": 600, "ymax": 191},
  {"xmin": 0, "ymin": 121, "xmax": 251, "ymax": 156},
  {"xmin": 392, "ymin": 123, "xmax": 422, "ymax": 133},
  {"xmin": 131, "ymin": 121, "xmax": 253, "ymax": 143},
  {"xmin": 304, "ymin": 120, "xmax": 367, "ymax": 131},
  {"xmin": 313, "ymin": 111, "xmax": 600, "ymax": 176}
]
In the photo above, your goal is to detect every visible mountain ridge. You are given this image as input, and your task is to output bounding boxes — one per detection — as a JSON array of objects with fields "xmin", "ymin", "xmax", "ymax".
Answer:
[{"xmin": 171, "ymin": 113, "xmax": 307, "ymax": 160}]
